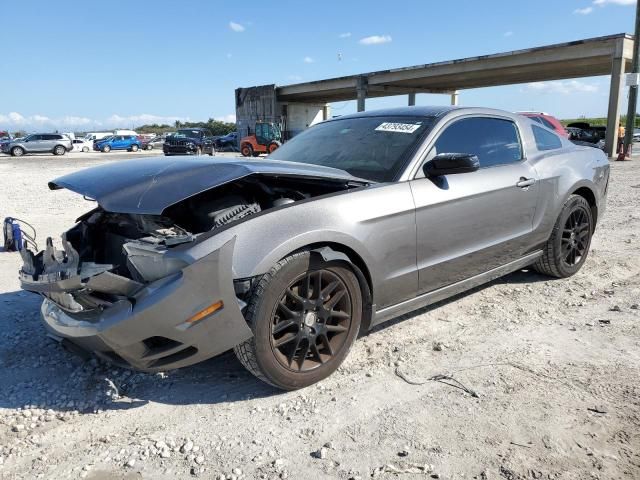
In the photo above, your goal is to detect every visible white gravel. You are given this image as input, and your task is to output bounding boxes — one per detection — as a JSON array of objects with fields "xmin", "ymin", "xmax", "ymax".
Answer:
[{"xmin": 0, "ymin": 152, "xmax": 638, "ymax": 479}]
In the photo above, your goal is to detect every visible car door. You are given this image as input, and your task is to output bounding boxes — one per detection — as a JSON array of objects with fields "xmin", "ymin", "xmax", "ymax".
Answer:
[
  {"xmin": 36, "ymin": 134, "xmax": 54, "ymax": 152},
  {"xmin": 410, "ymin": 115, "xmax": 539, "ymax": 294},
  {"xmin": 112, "ymin": 136, "xmax": 125, "ymax": 149}
]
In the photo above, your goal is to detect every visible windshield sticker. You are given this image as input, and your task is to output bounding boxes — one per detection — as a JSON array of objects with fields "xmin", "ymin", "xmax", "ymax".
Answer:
[{"xmin": 375, "ymin": 122, "xmax": 421, "ymax": 134}]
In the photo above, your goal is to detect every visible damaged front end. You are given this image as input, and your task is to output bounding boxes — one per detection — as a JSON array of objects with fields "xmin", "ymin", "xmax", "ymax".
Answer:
[
  {"xmin": 18, "ymin": 157, "xmax": 367, "ymax": 371},
  {"xmin": 18, "ymin": 212, "xmax": 252, "ymax": 371}
]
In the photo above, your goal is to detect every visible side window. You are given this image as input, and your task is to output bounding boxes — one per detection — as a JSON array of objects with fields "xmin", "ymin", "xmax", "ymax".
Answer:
[
  {"xmin": 30, "ymin": 135, "xmax": 42, "ymax": 141},
  {"xmin": 431, "ymin": 117, "xmax": 523, "ymax": 168},
  {"xmin": 532, "ymin": 125, "xmax": 562, "ymax": 151},
  {"xmin": 537, "ymin": 116, "xmax": 556, "ymax": 130},
  {"xmin": 42, "ymin": 134, "xmax": 55, "ymax": 140}
]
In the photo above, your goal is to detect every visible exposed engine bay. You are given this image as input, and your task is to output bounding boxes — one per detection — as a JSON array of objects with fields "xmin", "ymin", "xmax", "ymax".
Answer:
[{"xmin": 19, "ymin": 174, "xmax": 359, "ymax": 312}]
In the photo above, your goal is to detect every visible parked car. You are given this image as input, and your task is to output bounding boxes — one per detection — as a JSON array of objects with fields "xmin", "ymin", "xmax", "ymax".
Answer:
[
  {"xmin": 567, "ymin": 123, "xmax": 606, "ymax": 143},
  {"xmin": 517, "ymin": 112, "xmax": 569, "ymax": 138},
  {"xmin": 141, "ymin": 136, "xmax": 164, "ymax": 151},
  {"xmin": 0, "ymin": 131, "xmax": 11, "ymax": 140},
  {"xmin": 71, "ymin": 139, "xmax": 92, "ymax": 153},
  {"xmin": 163, "ymin": 128, "xmax": 215, "ymax": 156},
  {"xmin": 17, "ymin": 106, "xmax": 609, "ymax": 390},
  {"xmin": 1, "ymin": 133, "xmax": 72, "ymax": 156},
  {"xmin": 215, "ymin": 131, "xmax": 238, "ymax": 151},
  {"xmin": 94, "ymin": 135, "xmax": 142, "ymax": 153}
]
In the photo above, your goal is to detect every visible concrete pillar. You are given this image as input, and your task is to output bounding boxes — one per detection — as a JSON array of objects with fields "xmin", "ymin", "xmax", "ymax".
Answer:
[
  {"xmin": 356, "ymin": 76, "xmax": 367, "ymax": 112},
  {"xmin": 605, "ymin": 56, "xmax": 625, "ymax": 158},
  {"xmin": 408, "ymin": 93, "xmax": 416, "ymax": 106},
  {"xmin": 450, "ymin": 90, "xmax": 459, "ymax": 106}
]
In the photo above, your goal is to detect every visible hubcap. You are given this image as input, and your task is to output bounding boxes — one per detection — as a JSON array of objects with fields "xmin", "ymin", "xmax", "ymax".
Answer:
[
  {"xmin": 270, "ymin": 269, "xmax": 352, "ymax": 372},
  {"xmin": 561, "ymin": 207, "xmax": 590, "ymax": 266}
]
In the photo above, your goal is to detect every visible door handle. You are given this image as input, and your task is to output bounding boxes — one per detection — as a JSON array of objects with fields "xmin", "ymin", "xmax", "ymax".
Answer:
[{"xmin": 516, "ymin": 177, "xmax": 536, "ymax": 188}]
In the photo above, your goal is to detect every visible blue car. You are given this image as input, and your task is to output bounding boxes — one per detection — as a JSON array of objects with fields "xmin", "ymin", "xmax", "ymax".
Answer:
[{"xmin": 94, "ymin": 135, "xmax": 142, "ymax": 153}]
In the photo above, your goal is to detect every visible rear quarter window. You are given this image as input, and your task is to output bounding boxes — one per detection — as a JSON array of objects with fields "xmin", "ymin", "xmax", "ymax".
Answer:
[{"xmin": 532, "ymin": 125, "xmax": 562, "ymax": 151}]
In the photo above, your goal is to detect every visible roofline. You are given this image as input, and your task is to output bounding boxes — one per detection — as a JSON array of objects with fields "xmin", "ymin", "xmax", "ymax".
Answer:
[{"xmin": 274, "ymin": 33, "xmax": 632, "ymax": 91}]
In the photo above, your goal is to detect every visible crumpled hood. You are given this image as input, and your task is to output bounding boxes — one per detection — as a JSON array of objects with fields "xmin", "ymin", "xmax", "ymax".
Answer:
[{"xmin": 49, "ymin": 156, "xmax": 365, "ymax": 215}]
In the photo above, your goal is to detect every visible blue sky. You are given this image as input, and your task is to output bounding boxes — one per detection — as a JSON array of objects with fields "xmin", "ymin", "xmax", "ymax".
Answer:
[{"xmin": 0, "ymin": 0, "xmax": 637, "ymax": 131}]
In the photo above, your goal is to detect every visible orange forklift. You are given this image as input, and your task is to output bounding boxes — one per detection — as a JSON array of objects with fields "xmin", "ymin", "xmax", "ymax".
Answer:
[{"xmin": 240, "ymin": 122, "xmax": 282, "ymax": 157}]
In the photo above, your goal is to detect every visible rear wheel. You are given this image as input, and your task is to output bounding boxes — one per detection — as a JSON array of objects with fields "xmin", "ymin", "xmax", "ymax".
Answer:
[
  {"xmin": 533, "ymin": 195, "xmax": 593, "ymax": 278},
  {"xmin": 131, "ymin": 144, "xmax": 139, "ymax": 152},
  {"xmin": 146, "ymin": 145, "xmax": 153, "ymax": 150},
  {"xmin": 241, "ymin": 144, "xmax": 253, "ymax": 157},
  {"xmin": 195, "ymin": 146, "xmax": 202, "ymax": 156},
  {"xmin": 11, "ymin": 146, "xmax": 24, "ymax": 157},
  {"xmin": 234, "ymin": 251, "xmax": 362, "ymax": 390},
  {"xmin": 54, "ymin": 145, "xmax": 66, "ymax": 156},
  {"xmin": 82, "ymin": 147, "xmax": 89, "ymax": 153}
]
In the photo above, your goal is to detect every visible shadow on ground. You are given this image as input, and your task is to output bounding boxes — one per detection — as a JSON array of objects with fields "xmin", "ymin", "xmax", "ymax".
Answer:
[{"xmin": 0, "ymin": 268, "xmax": 551, "ymax": 413}]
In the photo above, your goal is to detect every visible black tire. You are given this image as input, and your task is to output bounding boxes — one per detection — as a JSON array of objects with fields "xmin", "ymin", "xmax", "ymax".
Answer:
[
  {"xmin": 146, "ymin": 145, "xmax": 153, "ymax": 151},
  {"xmin": 102, "ymin": 145, "xmax": 111, "ymax": 153},
  {"xmin": 131, "ymin": 144, "xmax": 139, "ymax": 152},
  {"xmin": 82, "ymin": 147, "xmax": 89, "ymax": 153},
  {"xmin": 53, "ymin": 145, "xmax": 66, "ymax": 156},
  {"xmin": 234, "ymin": 251, "xmax": 362, "ymax": 390},
  {"xmin": 267, "ymin": 142, "xmax": 279, "ymax": 154},
  {"xmin": 208, "ymin": 146, "xmax": 215, "ymax": 156},
  {"xmin": 241, "ymin": 144, "xmax": 253, "ymax": 157},
  {"xmin": 533, "ymin": 194, "xmax": 593, "ymax": 278},
  {"xmin": 11, "ymin": 146, "xmax": 24, "ymax": 157}
]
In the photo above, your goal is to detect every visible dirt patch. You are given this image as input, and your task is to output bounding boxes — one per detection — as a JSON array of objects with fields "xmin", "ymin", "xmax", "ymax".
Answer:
[{"xmin": 0, "ymin": 154, "xmax": 638, "ymax": 479}]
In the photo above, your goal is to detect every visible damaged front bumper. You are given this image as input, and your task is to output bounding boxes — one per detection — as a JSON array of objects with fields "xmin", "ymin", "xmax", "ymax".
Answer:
[{"xmin": 20, "ymin": 238, "xmax": 253, "ymax": 371}]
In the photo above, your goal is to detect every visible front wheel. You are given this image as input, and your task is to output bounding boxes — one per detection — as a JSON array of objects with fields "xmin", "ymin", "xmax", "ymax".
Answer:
[
  {"xmin": 102, "ymin": 145, "xmax": 111, "ymax": 153},
  {"xmin": 241, "ymin": 144, "xmax": 253, "ymax": 157},
  {"xmin": 11, "ymin": 146, "xmax": 25, "ymax": 157},
  {"xmin": 82, "ymin": 147, "xmax": 89, "ymax": 153},
  {"xmin": 533, "ymin": 194, "xmax": 593, "ymax": 278},
  {"xmin": 234, "ymin": 251, "xmax": 362, "ymax": 390}
]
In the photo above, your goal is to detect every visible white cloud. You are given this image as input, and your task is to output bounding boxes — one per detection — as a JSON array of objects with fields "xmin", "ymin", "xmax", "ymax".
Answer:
[
  {"xmin": 525, "ymin": 80, "xmax": 598, "ymax": 95},
  {"xmin": 215, "ymin": 114, "xmax": 236, "ymax": 123},
  {"xmin": 359, "ymin": 35, "xmax": 392, "ymax": 45},
  {"xmin": 303, "ymin": 56, "xmax": 314, "ymax": 63},
  {"xmin": 594, "ymin": 0, "xmax": 635, "ymax": 5},
  {"xmin": 574, "ymin": 6, "xmax": 594, "ymax": 14},
  {"xmin": 503, "ymin": 31, "xmax": 513, "ymax": 37},
  {"xmin": 338, "ymin": 32, "xmax": 351, "ymax": 38},
  {"xmin": 229, "ymin": 21, "xmax": 245, "ymax": 32}
]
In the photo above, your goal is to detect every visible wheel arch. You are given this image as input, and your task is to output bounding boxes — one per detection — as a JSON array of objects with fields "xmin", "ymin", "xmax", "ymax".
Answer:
[
  {"xmin": 282, "ymin": 242, "xmax": 374, "ymax": 334},
  {"xmin": 570, "ymin": 184, "xmax": 598, "ymax": 227}
]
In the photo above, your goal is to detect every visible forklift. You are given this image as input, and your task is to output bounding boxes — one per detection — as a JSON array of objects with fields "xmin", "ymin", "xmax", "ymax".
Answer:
[{"xmin": 240, "ymin": 122, "xmax": 282, "ymax": 157}]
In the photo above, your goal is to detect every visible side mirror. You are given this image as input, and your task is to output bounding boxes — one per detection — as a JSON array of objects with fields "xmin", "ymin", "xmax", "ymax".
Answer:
[{"xmin": 423, "ymin": 153, "xmax": 480, "ymax": 177}]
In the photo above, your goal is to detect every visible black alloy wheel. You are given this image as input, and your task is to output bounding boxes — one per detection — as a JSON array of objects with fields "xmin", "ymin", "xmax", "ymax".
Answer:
[{"xmin": 270, "ymin": 269, "xmax": 352, "ymax": 372}]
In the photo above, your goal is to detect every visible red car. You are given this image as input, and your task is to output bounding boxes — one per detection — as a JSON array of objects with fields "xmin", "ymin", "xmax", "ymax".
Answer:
[{"xmin": 518, "ymin": 112, "xmax": 569, "ymax": 138}]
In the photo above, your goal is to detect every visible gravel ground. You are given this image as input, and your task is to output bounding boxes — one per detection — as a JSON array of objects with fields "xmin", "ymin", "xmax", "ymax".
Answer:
[{"xmin": 0, "ymin": 153, "xmax": 638, "ymax": 480}]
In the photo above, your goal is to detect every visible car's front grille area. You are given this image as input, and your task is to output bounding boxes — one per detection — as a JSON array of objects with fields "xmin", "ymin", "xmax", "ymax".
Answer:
[{"xmin": 166, "ymin": 139, "xmax": 191, "ymax": 147}]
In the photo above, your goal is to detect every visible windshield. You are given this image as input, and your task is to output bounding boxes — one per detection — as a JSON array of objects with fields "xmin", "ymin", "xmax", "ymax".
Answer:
[
  {"xmin": 174, "ymin": 129, "xmax": 202, "ymax": 138},
  {"xmin": 269, "ymin": 116, "xmax": 434, "ymax": 182}
]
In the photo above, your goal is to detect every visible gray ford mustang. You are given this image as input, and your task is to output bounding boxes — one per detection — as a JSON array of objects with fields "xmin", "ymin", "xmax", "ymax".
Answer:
[{"xmin": 18, "ymin": 106, "xmax": 609, "ymax": 390}]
